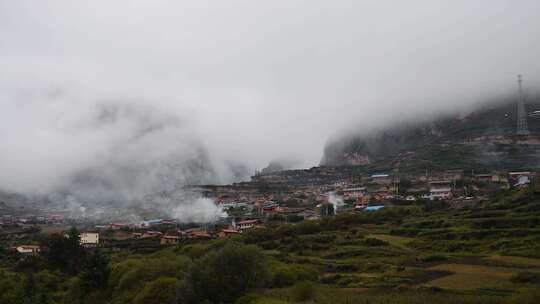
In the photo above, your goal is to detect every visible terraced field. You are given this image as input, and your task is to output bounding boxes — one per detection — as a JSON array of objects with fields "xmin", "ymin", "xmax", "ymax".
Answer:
[
  {"xmin": 238, "ymin": 187, "xmax": 540, "ymax": 303},
  {"xmin": 426, "ymin": 263, "xmax": 522, "ymax": 290}
]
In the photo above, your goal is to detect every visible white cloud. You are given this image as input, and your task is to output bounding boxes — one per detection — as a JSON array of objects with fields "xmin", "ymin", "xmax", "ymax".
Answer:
[{"xmin": 0, "ymin": 0, "xmax": 539, "ymax": 199}]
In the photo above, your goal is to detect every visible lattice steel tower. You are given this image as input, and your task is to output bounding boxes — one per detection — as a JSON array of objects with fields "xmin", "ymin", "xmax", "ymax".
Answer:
[{"xmin": 516, "ymin": 74, "xmax": 530, "ymax": 135}]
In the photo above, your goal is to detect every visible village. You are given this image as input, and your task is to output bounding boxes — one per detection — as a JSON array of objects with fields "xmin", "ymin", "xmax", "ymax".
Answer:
[{"xmin": 1, "ymin": 166, "xmax": 536, "ymax": 256}]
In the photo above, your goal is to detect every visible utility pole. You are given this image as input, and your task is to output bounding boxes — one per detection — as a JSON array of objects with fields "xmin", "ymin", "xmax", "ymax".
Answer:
[{"xmin": 516, "ymin": 75, "xmax": 530, "ymax": 135}]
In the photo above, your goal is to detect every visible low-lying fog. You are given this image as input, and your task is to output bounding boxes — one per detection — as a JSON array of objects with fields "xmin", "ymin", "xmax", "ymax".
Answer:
[{"xmin": 1, "ymin": 1, "xmax": 540, "ymax": 219}]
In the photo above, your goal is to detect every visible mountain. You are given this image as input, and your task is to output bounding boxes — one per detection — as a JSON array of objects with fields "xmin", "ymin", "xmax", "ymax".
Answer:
[
  {"xmin": 321, "ymin": 97, "xmax": 540, "ymax": 172},
  {"xmin": 260, "ymin": 157, "xmax": 302, "ymax": 175}
]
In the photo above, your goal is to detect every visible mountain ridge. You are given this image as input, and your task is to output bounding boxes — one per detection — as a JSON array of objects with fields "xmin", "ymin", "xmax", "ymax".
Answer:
[{"xmin": 321, "ymin": 97, "xmax": 540, "ymax": 171}]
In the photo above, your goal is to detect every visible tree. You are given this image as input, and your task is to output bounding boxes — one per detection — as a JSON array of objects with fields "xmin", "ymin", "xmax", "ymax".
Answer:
[
  {"xmin": 398, "ymin": 178, "xmax": 412, "ymax": 194},
  {"xmin": 16, "ymin": 273, "xmax": 52, "ymax": 304},
  {"xmin": 188, "ymin": 242, "xmax": 270, "ymax": 303},
  {"xmin": 133, "ymin": 277, "xmax": 180, "ymax": 304},
  {"xmin": 320, "ymin": 203, "xmax": 335, "ymax": 217},
  {"xmin": 80, "ymin": 250, "xmax": 110, "ymax": 291},
  {"xmin": 0, "ymin": 270, "xmax": 22, "ymax": 304},
  {"xmin": 287, "ymin": 214, "xmax": 304, "ymax": 223},
  {"xmin": 290, "ymin": 281, "xmax": 317, "ymax": 302},
  {"xmin": 42, "ymin": 227, "xmax": 85, "ymax": 274}
]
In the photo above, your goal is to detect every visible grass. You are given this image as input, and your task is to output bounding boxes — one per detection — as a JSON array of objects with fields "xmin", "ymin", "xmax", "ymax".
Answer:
[
  {"xmin": 426, "ymin": 263, "xmax": 520, "ymax": 290},
  {"xmin": 254, "ymin": 286, "xmax": 505, "ymax": 304},
  {"xmin": 368, "ymin": 234, "xmax": 414, "ymax": 250},
  {"xmin": 243, "ymin": 191, "xmax": 540, "ymax": 302},
  {"xmin": 484, "ymin": 255, "xmax": 540, "ymax": 268},
  {"xmin": 38, "ymin": 225, "xmax": 69, "ymax": 235}
]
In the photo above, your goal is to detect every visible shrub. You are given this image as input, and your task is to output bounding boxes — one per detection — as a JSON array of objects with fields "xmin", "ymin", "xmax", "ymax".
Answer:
[
  {"xmin": 510, "ymin": 272, "xmax": 540, "ymax": 285},
  {"xmin": 234, "ymin": 294, "xmax": 258, "ymax": 304},
  {"xmin": 133, "ymin": 277, "xmax": 180, "ymax": 304},
  {"xmin": 189, "ymin": 242, "xmax": 270, "ymax": 303},
  {"xmin": 362, "ymin": 238, "xmax": 389, "ymax": 246},
  {"xmin": 505, "ymin": 288, "xmax": 540, "ymax": 304},
  {"xmin": 320, "ymin": 274, "xmax": 342, "ymax": 284},
  {"xmin": 270, "ymin": 263, "xmax": 318, "ymax": 287},
  {"xmin": 418, "ymin": 254, "xmax": 448, "ymax": 263},
  {"xmin": 272, "ymin": 266, "xmax": 296, "ymax": 287},
  {"xmin": 290, "ymin": 281, "xmax": 317, "ymax": 302}
]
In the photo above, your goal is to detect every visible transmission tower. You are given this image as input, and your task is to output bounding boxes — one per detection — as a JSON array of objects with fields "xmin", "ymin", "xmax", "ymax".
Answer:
[{"xmin": 516, "ymin": 74, "xmax": 530, "ymax": 135}]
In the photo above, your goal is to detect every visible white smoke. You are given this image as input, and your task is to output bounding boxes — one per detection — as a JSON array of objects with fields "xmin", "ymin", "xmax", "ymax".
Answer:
[
  {"xmin": 172, "ymin": 197, "xmax": 226, "ymax": 224},
  {"xmin": 328, "ymin": 192, "xmax": 344, "ymax": 211},
  {"xmin": 48, "ymin": 194, "xmax": 87, "ymax": 219}
]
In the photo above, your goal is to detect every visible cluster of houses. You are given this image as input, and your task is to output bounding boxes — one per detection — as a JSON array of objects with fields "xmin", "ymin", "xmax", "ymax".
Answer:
[
  {"xmin": 4, "ymin": 167, "xmax": 537, "ymax": 257},
  {"xmin": 41, "ymin": 218, "xmax": 264, "ymax": 250},
  {"xmin": 198, "ymin": 170, "xmax": 537, "ymax": 219},
  {"xmin": 0, "ymin": 214, "xmax": 65, "ymax": 229}
]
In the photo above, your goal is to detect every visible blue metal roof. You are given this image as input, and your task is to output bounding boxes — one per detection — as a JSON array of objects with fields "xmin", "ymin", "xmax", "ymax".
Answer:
[{"xmin": 365, "ymin": 205, "xmax": 385, "ymax": 211}]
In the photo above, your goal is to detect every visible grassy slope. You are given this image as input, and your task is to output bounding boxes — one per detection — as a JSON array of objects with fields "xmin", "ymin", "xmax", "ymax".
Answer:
[{"xmin": 238, "ymin": 187, "xmax": 540, "ymax": 303}]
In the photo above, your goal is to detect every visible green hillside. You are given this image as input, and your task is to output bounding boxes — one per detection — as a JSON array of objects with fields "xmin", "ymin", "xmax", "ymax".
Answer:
[
  {"xmin": 322, "ymin": 98, "xmax": 540, "ymax": 171},
  {"xmin": 2, "ymin": 188, "xmax": 540, "ymax": 303}
]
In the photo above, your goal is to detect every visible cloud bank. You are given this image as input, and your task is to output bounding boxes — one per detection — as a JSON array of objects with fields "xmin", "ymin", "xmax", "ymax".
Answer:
[{"xmin": 1, "ymin": 1, "xmax": 540, "ymax": 205}]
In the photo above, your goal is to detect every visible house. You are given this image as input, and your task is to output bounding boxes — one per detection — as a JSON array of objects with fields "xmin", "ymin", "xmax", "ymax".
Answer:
[
  {"xmin": 342, "ymin": 187, "xmax": 367, "ymax": 198},
  {"xmin": 16, "ymin": 245, "xmax": 41, "ymax": 255},
  {"xmin": 277, "ymin": 207, "xmax": 305, "ymax": 216},
  {"xmin": 365, "ymin": 205, "xmax": 385, "ymax": 211},
  {"xmin": 515, "ymin": 176, "xmax": 531, "ymax": 187},
  {"xmin": 107, "ymin": 230, "xmax": 133, "ymax": 241},
  {"xmin": 108, "ymin": 223, "xmax": 128, "ymax": 230},
  {"xmin": 475, "ymin": 174, "xmax": 493, "ymax": 183},
  {"xmin": 354, "ymin": 203, "xmax": 367, "ymax": 211},
  {"xmin": 160, "ymin": 234, "xmax": 180, "ymax": 245},
  {"xmin": 218, "ymin": 202, "xmax": 237, "ymax": 210},
  {"xmin": 261, "ymin": 203, "xmax": 280, "ymax": 216},
  {"xmin": 370, "ymin": 174, "xmax": 392, "ymax": 185},
  {"xmin": 218, "ymin": 229, "xmax": 241, "ymax": 238},
  {"xmin": 80, "ymin": 232, "xmax": 99, "ymax": 247},
  {"xmin": 474, "ymin": 173, "xmax": 503, "ymax": 183},
  {"xmin": 142, "ymin": 231, "xmax": 163, "ymax": 238},
  {"xmin": 161, "ymin": 219, "xmax": 176, "ymax": 226},
  {"xmin": 299, "ymin": 209, "xmax": 320, "ymax": 221},
  {"xmin": 0, "ymin": 228, "xmax": 37, "ymax": 240},
  {"xmin": 428, "ymin": 181, "xmax": 453, "ymax": 200},
  {"xmin": 236, "ymin": 219, "xmax": 259, "ymax": 230},
  {"xmin": 443, "ymin": 170, "xmax": 464, "ymax": 181},
  {"xmin": 429, "ymin": 188, "xmax": 452, "ymax": 200},
  {"xmin": 508, "ymin": 172, "xmax": 534, "ymax": 188},
  {"xmin": 188, "ymin": 231, "xmax": 212, "ymax": 239},
  {"xmin": 140, "ymin": 219, "xmax": 163, "ymax": 228}
]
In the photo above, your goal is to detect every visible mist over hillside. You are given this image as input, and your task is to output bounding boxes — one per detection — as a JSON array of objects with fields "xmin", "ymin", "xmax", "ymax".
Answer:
[
  {"xmin": 1, "ymin": 1, "xmax": 540, "ymax": 218},
  {"xmin": 0, "ymin": 97, "xmax": 248, "ymax": 216},
  {"xmin": 321, "ymin": 96, "xmax": 540, "ymax": 169}
]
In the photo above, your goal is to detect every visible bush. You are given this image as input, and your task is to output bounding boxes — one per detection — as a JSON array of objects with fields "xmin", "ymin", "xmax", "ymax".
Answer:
[
  {"xmin": 272, "ymin": 266, "xmax": 296, "ymax": 287},
  {"xmin": 418, "ymin": 254, "xmax": 448, "ymax": 263},
  {"xmin": 290, "ymin": 281, "xmax": 317, "ymax": 302},
  {"xmin": 234, "ymin": 294, "xmax": 258, "ymax": 304},
  {"xmin": 189, "ymin": 242, "xmax": 270, "ymax": 303},
  {"xmin": 510, "ymin": 272, "xmax": 540, "ymax": 284},
  {"xmin": 422, "ymin": 201, "xmax": 450, "ymax": 212},
  {"xmin": 108, "ymin": 254, "xmax": 192, "ymax": 302},
  {"xmin": 362, "ymin": 238, "xmax": 389, "ymax": 246},
  {"xmin": 270, "ymin": 263, "xmax": 318, "ymax": 287},
  {"xmin": 320, "ymin": 274, "xmax": 342, "ymax": 284},
  {"xmin": 287, "ymin": 214, "xmax": 304, "ymax": 223},
  {"xmin": 505, "ymin": 288, "xmax": 540, "ymax": 304},
  {"xmin": 133, "ymin": 277, "xmax": 180, "ymax": 304}
]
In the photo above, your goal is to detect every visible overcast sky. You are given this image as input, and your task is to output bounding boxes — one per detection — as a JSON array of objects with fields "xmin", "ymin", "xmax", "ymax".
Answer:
[{"xmin": 1, "ymin": 1, "xmax": 540, "ymax": 197}]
